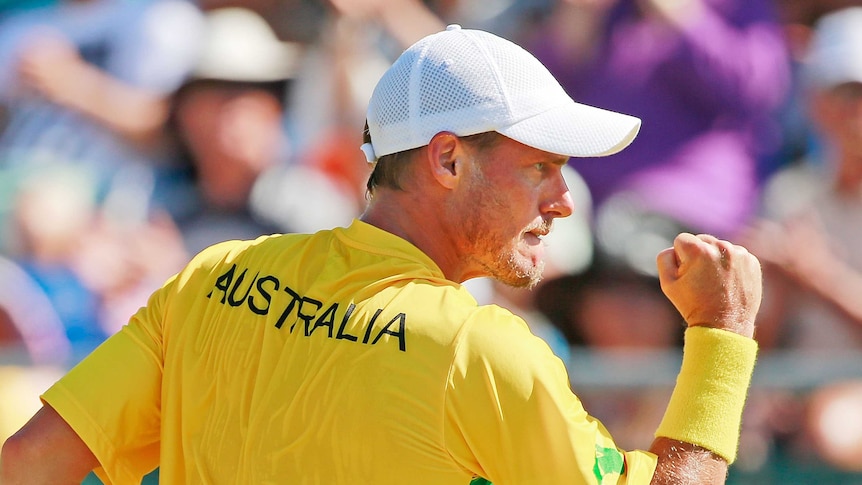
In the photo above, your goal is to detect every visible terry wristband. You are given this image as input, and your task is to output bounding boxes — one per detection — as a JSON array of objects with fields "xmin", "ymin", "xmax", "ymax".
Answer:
[{"xmin": 655, "ymin": 326, "xmax": 758, "ymax": 463}]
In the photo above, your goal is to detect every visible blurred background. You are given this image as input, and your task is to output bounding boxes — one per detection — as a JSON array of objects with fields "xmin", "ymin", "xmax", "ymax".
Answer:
[{"xmin": 0, "ymin": 0, "xmax": 860, "ymax": 483}]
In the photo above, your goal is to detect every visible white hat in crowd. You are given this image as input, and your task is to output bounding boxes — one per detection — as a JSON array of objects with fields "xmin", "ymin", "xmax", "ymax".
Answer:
[
  {"xmin": 804, "ymin": 7, "xmax": 862, "ymax": 90},
  {"xmin": 194, "ymin": 7, "xmax": 301, "ymax": 83},
  {"xmin": 361, "ymin": 24, "xmax": 641, "ymax": 163}
]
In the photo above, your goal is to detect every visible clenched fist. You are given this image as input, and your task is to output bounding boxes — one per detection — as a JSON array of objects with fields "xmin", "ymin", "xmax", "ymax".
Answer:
[{"xmin": 656, "ymin": 233, "xmax": 762, "ymax": 338}]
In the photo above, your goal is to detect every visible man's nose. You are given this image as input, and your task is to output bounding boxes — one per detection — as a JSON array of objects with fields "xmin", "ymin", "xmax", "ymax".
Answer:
[{"xmin": 543, "ymin": 177, "xmax": 575, "ymax": 219}]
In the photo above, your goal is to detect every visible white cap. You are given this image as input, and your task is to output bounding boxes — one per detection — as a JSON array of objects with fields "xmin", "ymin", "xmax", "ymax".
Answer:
[
  {"xmin": 804, "ymin": 7, "xmax": 862, "ymax": 90},
  {"xmin": 362, "ymin": 24, "xmax": 641, "ymax": 163},
  {"xmin": 194, "ymin": 7, "xmax": 301, "ymax": 83}
]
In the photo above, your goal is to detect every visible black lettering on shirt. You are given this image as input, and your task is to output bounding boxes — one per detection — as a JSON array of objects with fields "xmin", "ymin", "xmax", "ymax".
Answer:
[
  {"xmin": 227, "ymin": 269, "xmax": 258, "ymax": 307},
  {"xmin": 274, "ymin": 285, "xmax": 302, "ymax": 329},
  {"xmin": 363, "ymin": 309, "xmax": 382, "ymax": 344},
  {"xmin": 308, "ymin": 303, "xmax": 337, "ymax": 338},
  {"xmin": 296, "ymin": 297, "xmax": 322, "ymax": 334},
  {"xmin": 208, "ymin": 264, "xmax": 237, "ymax": 303},
  {"xmin": 249, "ymin": 276, "xmax": 279, "ymax": 315},
  {"xmin": 372, "ymin": 313, "xmax": 407, "ymax": 352},
  {"xmin": 335, "ymin": 303, "xmax": 358, "ymax": 342},
  {"xmin": 207, "ymin": 265, "xmax": 407, "ymax": 352}
]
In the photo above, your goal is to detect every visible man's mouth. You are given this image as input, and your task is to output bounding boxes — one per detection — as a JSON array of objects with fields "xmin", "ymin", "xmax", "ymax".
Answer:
[{"xmin": 524, "ymin": 230, "xmax": 545, "ymax": 245}]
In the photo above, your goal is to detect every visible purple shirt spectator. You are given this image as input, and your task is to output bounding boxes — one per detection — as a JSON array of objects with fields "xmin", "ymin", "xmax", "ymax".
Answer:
[{"xmin": 530, "ymin": 0, "xmax": 791, "ymax": 238}]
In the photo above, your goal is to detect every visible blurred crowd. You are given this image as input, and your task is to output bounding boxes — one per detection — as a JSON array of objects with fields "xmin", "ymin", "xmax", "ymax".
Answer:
[{"xmin": 0, "ymin": 0, "xmax": 861, "ymax": 481}]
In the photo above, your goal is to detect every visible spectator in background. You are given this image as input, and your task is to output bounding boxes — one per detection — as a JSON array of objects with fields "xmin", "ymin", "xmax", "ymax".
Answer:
[
  {"xmin": 743, "ymin": 5, "xmax": 862, "ymax": 472},
  {"xmin": 525, "ymin": 0, "xmax": 791, "ymax": 276},
  {"xmin": 769, "ymin": 0, "xmax": 862, "ymax": 177},
  {"xmin": 167, "ymin": 6, "xmax": 299, "ymax": 255},
  {"xmin": 524, "ymin": 0, "xmax": 789, "ymax": 398},
  {"xmin": 266, "ymin": 0, "xmax": 446, "ymax": 235},
  {"xmin": 421, "ymin": 0, "xmax": 552, "ymax": 41},
  {"xmin": 2, "ymin": 162, "xmax": 188, "ymax": 364},
  {"xmin": 0, "ymin": 0, "xmax": 205, "ymax": 227},
  {"xmin": 256, "ymin": 4, "xmax": 380, "ymax": 235},
  {"xmin": 749, "ymin": 3, "xmax": 862, "ymax": 357},
  {"xmin": 512, "ymin": 0, "xmax": 791, "ymax": 459},
  {"xmin": 0, "ymin": 253, "xmax": 68, "ymax": 366},
  {"xmin": 5, "ymin": 167, "xmax": 103, "ymax": 357},
  {"xmin": 0, "ymin": 0, "xmax": 203, "ymax": 362}
]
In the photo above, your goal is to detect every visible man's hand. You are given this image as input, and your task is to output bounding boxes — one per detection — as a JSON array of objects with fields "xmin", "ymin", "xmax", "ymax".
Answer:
[{"xmin": 656, "ymin": 233, "xmax": 762, "ymax": 338}]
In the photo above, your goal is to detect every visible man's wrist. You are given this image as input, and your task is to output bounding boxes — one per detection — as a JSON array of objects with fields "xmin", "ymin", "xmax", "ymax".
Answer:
[
  {"xmin": 687, "ymin": 318, "xmax": 755, "ymax": 339},
  {"xmin": 655, "ymin": 326, "xmax": 758, "ymax": 463}
]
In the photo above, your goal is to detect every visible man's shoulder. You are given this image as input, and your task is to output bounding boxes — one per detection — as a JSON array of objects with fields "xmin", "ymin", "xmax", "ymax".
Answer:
[
  {"xmin": 367, "ymin": 281, "xmax": 521, "ymax": 338},
  {"xmin": 462, "ymin": 303, "xmax": 532, "ymax": 339},
  {"xmin": 446, "ymin": 302, "xmax": 570, "ymax": 398},
  {"xmin": 176, "ymin": 232, "xmax": 322, "ymax": 285}
]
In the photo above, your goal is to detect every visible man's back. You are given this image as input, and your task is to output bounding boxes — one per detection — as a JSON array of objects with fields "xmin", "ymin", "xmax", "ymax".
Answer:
[
  {"xmin": 158, "ymin": 221, "xmax": 476, "ymax": 482},
  {"xmin": 45, "ymin": 221, "xmax": 472, "ymax": 482},
  {"xmin": 44, "ymin": 220, "xmax": 655, "ymax": 483}
]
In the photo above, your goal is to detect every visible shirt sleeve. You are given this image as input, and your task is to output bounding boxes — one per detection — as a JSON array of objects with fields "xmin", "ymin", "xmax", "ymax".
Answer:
[
  {"xmin": 41, "ymin": 275, "xmax": 175, "ymax": 485},
  {"xmin": 443, "ymin": 306, "xmax": 657, "ymax": 484}
]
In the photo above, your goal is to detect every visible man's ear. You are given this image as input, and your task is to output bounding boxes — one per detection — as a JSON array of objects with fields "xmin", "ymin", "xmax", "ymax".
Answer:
[{"xmin": 425, "ymin": 132, "xmax": 465, "ymax": 189}]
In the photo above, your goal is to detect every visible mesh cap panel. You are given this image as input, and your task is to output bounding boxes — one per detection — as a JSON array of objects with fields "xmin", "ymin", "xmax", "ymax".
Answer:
[{"xmin": 364, "ymin": 25, "xmax": 641, "ymax": 160}]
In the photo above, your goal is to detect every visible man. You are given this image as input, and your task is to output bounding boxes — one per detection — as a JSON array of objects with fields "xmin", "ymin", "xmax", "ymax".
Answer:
[{"xmin": 0, "ymin": 25, "xmax": 761, "ymax": 484}]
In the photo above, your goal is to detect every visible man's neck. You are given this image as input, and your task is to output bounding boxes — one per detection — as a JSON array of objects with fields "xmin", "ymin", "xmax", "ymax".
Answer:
[{"xmin": 360, "ymin": 191, "xmax": 470, "ymax": 282}]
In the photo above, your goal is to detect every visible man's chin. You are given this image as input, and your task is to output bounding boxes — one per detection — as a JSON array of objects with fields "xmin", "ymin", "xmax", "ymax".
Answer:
[
  {"xmin": 522, "ymin": 234, "xmax": 545, "ymax": 262},
  {"xmin": 513, "ymin": 274, "xmax": 542, "ymax": 290},
  {"xmin": 496, "ymin": 258, "xmax": 544, "ymax": 290}
]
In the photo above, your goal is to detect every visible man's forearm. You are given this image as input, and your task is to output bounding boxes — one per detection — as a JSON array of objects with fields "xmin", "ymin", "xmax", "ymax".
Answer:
[
  {"xmin": 648, "ymin": 437, "xmax": 727, "ymax": 485},
  {"xmin": 650, "ymin": 234, "xmax": 761, "ymax": 484},
  {"xmin": 0, "ymin": 405, "xmax": 98, "ymax": 484},
  {"xmin": 644, "ymin": 326, "xmax": 757, "ymax": 484}
]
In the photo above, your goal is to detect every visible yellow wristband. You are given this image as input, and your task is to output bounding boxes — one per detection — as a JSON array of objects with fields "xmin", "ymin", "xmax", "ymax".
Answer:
[{"xmin": 655, "ymin": 326, "xmax": 758, "ymax": 463}]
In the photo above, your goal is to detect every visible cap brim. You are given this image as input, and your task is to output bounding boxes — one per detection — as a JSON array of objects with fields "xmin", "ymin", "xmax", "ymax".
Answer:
[{"xmin": 498, "ymin": 101, "xmax": 641, "ymax": 158}]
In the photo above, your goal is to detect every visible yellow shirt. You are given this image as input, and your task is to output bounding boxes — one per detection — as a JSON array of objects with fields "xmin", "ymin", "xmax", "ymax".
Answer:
[{"xmin": 42, "ymin": 220, "xmax": 657, "ymax": 484}]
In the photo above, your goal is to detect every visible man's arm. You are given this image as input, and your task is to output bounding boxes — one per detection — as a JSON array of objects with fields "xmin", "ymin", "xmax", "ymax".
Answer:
[
  {"xmin": 647, "ymin": 232, "xmax": 763, "ymax": 484},
  {"xmin": 0, "ymin": 404, "xmax": 98, "ymax": 484},
  {"xmin": 15, "ymin": 33, "xmax": 170, "ymax": 146},
  {"xmin": 648, "ymin": 438, "xmax": 727, "ymax": 484}
]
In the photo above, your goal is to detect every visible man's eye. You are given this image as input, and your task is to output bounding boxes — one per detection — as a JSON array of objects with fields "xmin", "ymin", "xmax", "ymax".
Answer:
[{"xmin": 534, "ymin": 163, "xmax": 545, "ymax": 171}]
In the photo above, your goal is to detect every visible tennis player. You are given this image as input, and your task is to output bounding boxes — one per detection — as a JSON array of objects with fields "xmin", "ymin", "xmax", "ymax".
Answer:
[{"xmin": 0, "ymin": 25, "xmax": 761, "ymax": 484}]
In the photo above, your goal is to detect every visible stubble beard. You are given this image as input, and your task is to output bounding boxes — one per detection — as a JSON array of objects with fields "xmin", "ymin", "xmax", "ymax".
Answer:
[
  {"xmin": 495, "ymin": 249, "xmax": 545, "ymax": 289},
  {"xmin": 463, "ymin": 165, "xmax": 545, "ymax": 289}
]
